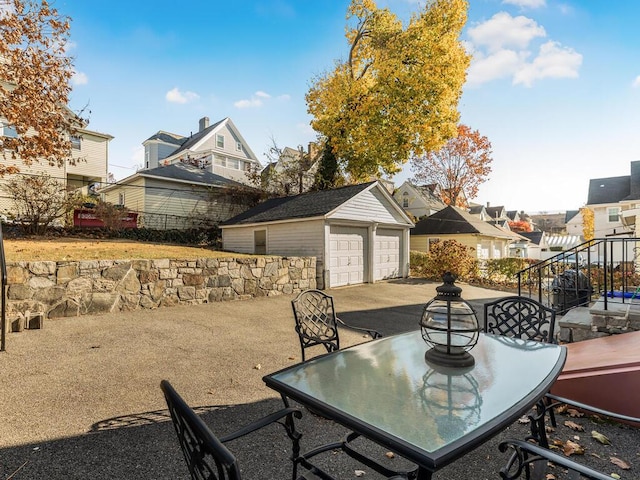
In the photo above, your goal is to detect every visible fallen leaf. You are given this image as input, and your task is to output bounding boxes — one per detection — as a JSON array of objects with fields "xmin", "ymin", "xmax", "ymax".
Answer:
[
  {"xmin": 563, "ymin": 440, "xmax": 585, "ymax": 456},
  {"xmin": 518, "ymin": 415, "xmax": 530, "ymax": 424},
  {"xmin": 564, "ymin": 420, "xmax": 584, "ymax": 431},
  {"xmin": 545, "ymin": 474, "xmax": 556, "ymax": 480},
  {"xmin": 288, "ymin": 356, "xmax": 296, "ymax": 360},
  {"xmin": 385, "ymin": 452, "xmax": 395, "ymax": 459},
  {"xmin": 591, "ymin": 430, "xmax": 611, "ymax": 445},
  {"xmin": 254, "ymin": 364, "xmax": 261, "ymax": 370},
  {"xmin": 590, "ymin": 453, "xmax": 603, "ymax": 459},
  {"xmin": 354, "ymin": 470, "xmax": 366, "ymax": 477},
  {"xmin": 610, "ymin": 457, "xmax": 631, "ymax": 470},
  {"xmin": 611, "ymin": 473, "xmax": 621, "ymax": 479},
  {"xmin": 567, "ymin": 408, "xmax": 584, "ymax": 418}
]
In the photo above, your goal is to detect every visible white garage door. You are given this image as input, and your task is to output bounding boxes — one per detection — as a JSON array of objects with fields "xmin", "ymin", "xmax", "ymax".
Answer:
[
  {"xmin": 374, "ymin": 229, "xmax": 402, "ymax": 281},
  {"xmin": 329, "ymin": 226, "xmax": 367, "ymax": 287}
]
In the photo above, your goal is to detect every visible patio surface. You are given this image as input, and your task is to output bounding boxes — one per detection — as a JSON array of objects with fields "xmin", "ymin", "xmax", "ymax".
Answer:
[{"xmin": 0, "ymin": 278, "xmax": 637, "ymax": 479}]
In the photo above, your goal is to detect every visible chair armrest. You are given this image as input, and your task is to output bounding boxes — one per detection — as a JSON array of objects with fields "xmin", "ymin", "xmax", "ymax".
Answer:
[
  {"xmin": 498, "ymin": 439, "xmax": 612, "ymax": 480},
  {"xmin": 219, "ymin": 407, "xmax": 302, "ymax": 443},
  {"xmin": 336, "ymin": 316, "xmax": 382, "ymax": 339},
  {"xmin": 545, "ymin": 393, "xmax": 640, "ymax": 425}
]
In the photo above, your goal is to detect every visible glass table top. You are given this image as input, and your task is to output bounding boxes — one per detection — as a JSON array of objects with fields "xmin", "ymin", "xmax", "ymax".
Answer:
[{"xmin": 265, "ymin": 331, "xmax": 565, "ymax": 460}]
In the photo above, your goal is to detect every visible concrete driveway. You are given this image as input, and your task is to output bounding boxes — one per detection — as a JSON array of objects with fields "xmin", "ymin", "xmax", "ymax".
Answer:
[{"xmin": 0, "ymin": 279, "xmax": 521, "ymax": 479}]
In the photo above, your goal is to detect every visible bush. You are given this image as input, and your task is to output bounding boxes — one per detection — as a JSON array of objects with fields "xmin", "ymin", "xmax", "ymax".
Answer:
[
  {"xmin": 410, "ymin": 240, "xmax": 478, "ymax": 282},
  {"xmin": 484, "ymin": 258, "xmax": 533, "ymax": 285}
]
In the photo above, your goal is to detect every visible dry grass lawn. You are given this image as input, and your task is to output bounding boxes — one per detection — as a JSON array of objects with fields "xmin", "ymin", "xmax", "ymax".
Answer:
[{"xmin": 2, "ymin": 238, "xmax": 249, "ymax": 262}]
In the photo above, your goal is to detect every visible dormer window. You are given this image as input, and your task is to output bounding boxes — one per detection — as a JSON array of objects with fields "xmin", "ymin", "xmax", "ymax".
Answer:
[{"xmin": 402, "ymin": 191, "xmax": 409, "ymax": 208}]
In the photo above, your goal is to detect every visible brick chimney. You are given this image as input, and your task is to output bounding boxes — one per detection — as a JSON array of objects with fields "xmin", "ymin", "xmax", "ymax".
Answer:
[{"xmin": 199, "ymin": 117, "xmax": 210, "ymax": 132}]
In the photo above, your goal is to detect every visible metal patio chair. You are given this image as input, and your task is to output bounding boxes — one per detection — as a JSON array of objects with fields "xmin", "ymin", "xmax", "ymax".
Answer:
[
  {"xmin": 484, "ymin": 296, "xmax": 557, "ymax": 344},
  {"xmin": 291, "ymin": 289, "xmax": 382, "ymax": 362},
  {"xmin": 498, "ymin": 438, "xmax": 613, "ymax": 480},
  {"xmin": 161, "ymin": 380, "xmax": 315, "ymax": 480}
]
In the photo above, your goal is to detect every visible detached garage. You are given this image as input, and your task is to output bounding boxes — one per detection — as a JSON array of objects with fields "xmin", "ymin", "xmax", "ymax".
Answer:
[{"xmin": 220, "ymin": 181, "xmax": 414, "ymax": 288}]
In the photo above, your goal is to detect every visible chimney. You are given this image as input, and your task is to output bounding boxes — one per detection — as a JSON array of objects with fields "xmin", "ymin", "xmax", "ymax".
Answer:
[{"xmin": 199, "ymin": 116, "xmax": 210, "ymax": 132}]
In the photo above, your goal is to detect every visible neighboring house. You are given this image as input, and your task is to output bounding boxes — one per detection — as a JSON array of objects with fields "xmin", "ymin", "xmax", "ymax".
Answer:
[
  {"xmin": 410, "ymin": 206, "xmax": 526, "ymax": 260},
  {"xmin": 515, "ymin": 231, "xmax": 549, "ymax": 260},
  {"xmin": 586, "ymin": 162, "xmax": 640, "ymax": 239},
  {"xmin": 565, "ymin": 210, "xmax": 584, "ymax": 237},
  {"xmin": 220, "ymin": 181, "xmax": 414, "ymax": 289},
  {"xmin": 530, "ymin": 213, "xmax": 568, "ymax": 234},
  {"xmin": 142, "ymin": 116, "xmax": 261, "ymax": 185},
  {"xmin": 485, "ymin": 205, "xmax": 510, "ymax": 228},
  {"xmin": 393, "ymin": 181, "xmax": 446, "ymax": 219},
  {"xmin": 261, "ymin": 144, "xmax": 319, "ymax": 195},
  {"xmin": 0, "ymin": 110, "xmax": 112, "ymax": 215},
  {"xmin": 99, "ymin": 163, "xmax": 251, "ymax": 230}
]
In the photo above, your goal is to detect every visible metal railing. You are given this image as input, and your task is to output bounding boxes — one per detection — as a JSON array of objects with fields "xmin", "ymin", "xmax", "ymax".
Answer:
[
  {"xmin": 517, "ymin": 237, "xmax": 640, "ymax": 315},
  {"xmin": 0, "ymin": 223, "xmax": 6, "ymax": 351}
]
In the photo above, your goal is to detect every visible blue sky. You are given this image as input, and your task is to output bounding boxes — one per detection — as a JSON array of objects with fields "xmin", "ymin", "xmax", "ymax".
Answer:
[{"xmin": 61, "ymin": 0, "xmax": 640, "ymax": 213}]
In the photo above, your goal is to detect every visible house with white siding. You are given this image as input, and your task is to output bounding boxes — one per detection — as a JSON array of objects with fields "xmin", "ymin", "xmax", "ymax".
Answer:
[
  {"xmin": 220, "ymin": 181, "xmax": 414, "ymax": 289},
  {"xmin": 392, "ymin": 181, "xmax": 446, "ymax": 220},
  {"xmin": 0, "ymin": 112, "xmax": 112, "ymax": 216},
  {"xmin": 142, "ymin": 116, "xmax": 261, "ymax": 186},
  {"xmin": 99, "ymin": 163, "xmax": 252, "ymax": 230}
]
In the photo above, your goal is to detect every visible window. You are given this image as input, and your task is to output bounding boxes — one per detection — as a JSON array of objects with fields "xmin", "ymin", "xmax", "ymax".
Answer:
[
  {"xmin": 227, "ymin": 158, "xmax": 239, "ymax": 170},
  {"xmin": 118, "ymin": 192, "xmax": 125, "ymax": 206},
  {"xmin": 1, "ymin": 122, "xmax": 18, "ymax": 138},
  {"xmin": 254, "ymin": 230, "xmax": 267, "ymax": 255},
  {"xmin": 608, "ymin": 207, "xmax": 620, "ymax": 222},
  {"xmin": 214, "ymin": 155, "xmax": 226, "ymax": 167},
  {"xmin": 402, "ymin": 192, "xmax": 409, "ymax": 208},
  {"xmin": 236, "ymin": 141, "xmax": 242, "ymax": 152},
  {"xmin": 216, "ymin": 134, "xmax": 224, "ymax": 148},
  {"xmin": 71, "ymin": 135, "xmax": 82, "ymax": 150}
]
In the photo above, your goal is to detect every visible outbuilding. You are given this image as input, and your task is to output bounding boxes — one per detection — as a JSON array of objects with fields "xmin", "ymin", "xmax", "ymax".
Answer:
[{"xmin": 220, "ymin": 181, "xmax": 414, "ymax": 288}]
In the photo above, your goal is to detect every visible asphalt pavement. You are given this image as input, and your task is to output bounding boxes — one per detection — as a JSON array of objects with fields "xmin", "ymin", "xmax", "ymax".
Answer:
[{"xmin": 0, "ymin": 278, "xmax": 636, "ymax": 479}]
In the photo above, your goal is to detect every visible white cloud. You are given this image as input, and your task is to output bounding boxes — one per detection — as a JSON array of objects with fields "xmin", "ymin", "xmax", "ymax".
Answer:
[
  {"xmin": 165, "ymin": 87, "xmax": 200, "ymax": 104},
  {"xmin": 467, "ymin": 49, "xmax": 524, "ymax": 86},
  {"xmin": 277, "ymin": 94, "xmax": 291, "ymax": 101},
  {"xmin": 71, "ymin": 71, "xmax": 88, "ymax": 86},
  {"xmin": 466, "ymin": 13, "xmax": 581, "ymax": 87},
  {"xmin": 513, "ymin": 41, "xmax": 582, "ymax": 87},
  {"xmin": 234, "ymin": 90, "xmax": 290, "ymax": 109},
  {"xmin": 234, "ymin": 98, "xmax": 264, "ymax": 109},
  {"xmin": 502, "ymin": 0, "xmax": 546, "ymax": 8},
  {"xmin": 468, "ymin": 12, "xmax": 546, "ymax": 52},
  {"xmin": 633, "ymin": 76, "xmax": 640, "ymax": 88}
]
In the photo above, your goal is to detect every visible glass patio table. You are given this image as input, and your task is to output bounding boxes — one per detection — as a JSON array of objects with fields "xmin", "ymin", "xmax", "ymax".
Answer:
[{"xmin": 263, "ymin": 331, "xmax": 567, "ymax": 480}]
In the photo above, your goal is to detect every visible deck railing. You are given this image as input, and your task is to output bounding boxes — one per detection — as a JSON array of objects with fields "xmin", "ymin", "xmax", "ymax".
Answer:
[{"xmin": 517, "ymin": 237, "xmax": 640, "ymax": 314}]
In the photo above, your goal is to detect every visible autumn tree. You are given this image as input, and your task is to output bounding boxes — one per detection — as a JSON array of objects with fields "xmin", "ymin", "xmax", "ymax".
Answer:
[
  {"xmin": 410, "ymin": 124, "xmax": 492, "ymax": 207},
  {"xmin": 581, "ymin": 207, "xmax": 594, "ymax": 240},
  {"xmin": 0, "ymin": 0, "xmax": 76, "ymax": 176},
  {"xmin": 306, "ymin": 0, "xmax": 470, "ymax": 182},
  {"xmin": 509, "ymin": 220, "xmax": 533, "ymax": 233}
]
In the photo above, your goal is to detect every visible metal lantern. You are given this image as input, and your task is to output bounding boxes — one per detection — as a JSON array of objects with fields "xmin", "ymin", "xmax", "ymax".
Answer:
[{"xmin": 420, "ymin": 272, "xmax": 480, "ymax": 368}]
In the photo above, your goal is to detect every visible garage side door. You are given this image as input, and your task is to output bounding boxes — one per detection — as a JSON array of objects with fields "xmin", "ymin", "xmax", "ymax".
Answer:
[
  {"xmin": 329, "ymin": 226, "xmax": 367, "ymax": 287},
  {"xmin": 374, "ymin": 228, "xmax": 401, "ymax": 281}
]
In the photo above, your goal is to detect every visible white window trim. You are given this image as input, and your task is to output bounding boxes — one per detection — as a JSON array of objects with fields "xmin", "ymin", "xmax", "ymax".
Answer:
[{"xmin": 216, "ymin": 134, "xmax": 224, "ymax": 149}]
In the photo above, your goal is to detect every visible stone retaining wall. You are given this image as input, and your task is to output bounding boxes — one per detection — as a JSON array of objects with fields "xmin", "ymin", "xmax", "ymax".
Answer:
[{"xmin": 5, "ymin": 256, "xmax": 316, "ymax": 328}]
